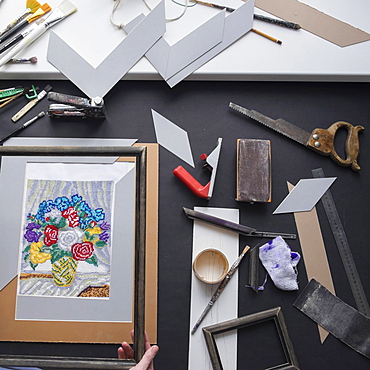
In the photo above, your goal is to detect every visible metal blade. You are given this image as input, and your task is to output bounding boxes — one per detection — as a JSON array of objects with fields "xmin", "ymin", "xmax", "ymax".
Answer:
[{"xmin": 229, "ymin": 102, "xmax": 311, "ymax": 145}]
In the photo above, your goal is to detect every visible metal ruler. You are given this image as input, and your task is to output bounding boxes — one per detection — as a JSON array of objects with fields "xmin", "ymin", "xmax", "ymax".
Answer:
[{"xmin": 312, "ymin": 168, "xmax": 370, "ymax": 317}]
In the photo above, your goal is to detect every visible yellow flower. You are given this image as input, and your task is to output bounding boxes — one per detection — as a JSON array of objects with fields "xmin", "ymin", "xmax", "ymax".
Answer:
[
  {"xmin": 83, "ymin": 226, "xmax": 102, "ymax": 244},
  {"xmin": 30, "ymin": 241, "xmax": 51, "ymax": 264},
  {"xmin": 86, "ymin": 226, "xmax": 102, "ymax": 235}
]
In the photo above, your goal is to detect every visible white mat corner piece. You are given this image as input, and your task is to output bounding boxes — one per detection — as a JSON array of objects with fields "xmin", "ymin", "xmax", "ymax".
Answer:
[
  {"xmin": 47, "ymin": 0, "xmax": 166, "ymax": 98},
  {"xmin": 152, "ymin": 109, "xmax": 194, "ymax": 167},
  {"xmin": 273, "ymin": 177, "xmax": 336, "ymax": 214},
  {"xmin": 188, "ymin": 207, "xmax": 239, "ymax": 370}
]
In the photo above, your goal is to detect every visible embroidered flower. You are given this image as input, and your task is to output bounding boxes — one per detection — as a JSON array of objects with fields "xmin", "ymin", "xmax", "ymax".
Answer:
[
  {"xmin": 99, "ymin": 231, "xmax": 109, "ymax": 242},
  {"xmin": 71, "ymin": 242, "xmax": 94, "ymax": 261},
  {"xmin": 62, "ymin": 207, "xmax": 80, "ymax": 228},
  {"xmin": 26, "ymin": 222, "xmax": 41, "ymax": 231},
  {"xmin": 58, "ymin": 227, "xmax": 84, "ymax": 251},
  {"xmin": 23, "ymin": 194, "xmax": 110, "ymax": 278},
  {"xmin": 44, "ymin": 225, "xmax": 58, "ymax": 246},
  {"xmin": 24, "ymin": 229, "xmax": 42, "ymax": 243},
  {"xmin": 30, "ymin": 242, "xmax": 51, "ymax": 264},
  {"xmin": 44, "ymin": 208, "xmax": 62, "ymax": 224}
]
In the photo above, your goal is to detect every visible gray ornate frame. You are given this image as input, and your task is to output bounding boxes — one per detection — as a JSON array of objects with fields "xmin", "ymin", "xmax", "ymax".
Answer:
[
  {"xmin": 202, "ymin": 307, "xmax": 299, "ymax": 370},
  {"xmin": 0, "ymin": 145, "xmax": 148, "ymax": 369}
]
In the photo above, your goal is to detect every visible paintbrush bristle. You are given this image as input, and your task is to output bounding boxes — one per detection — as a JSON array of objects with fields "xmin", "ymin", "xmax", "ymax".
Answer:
[
  {"xmin": 57, "ymin": 0, "xmax": 77, "ymax": 17},
  {"xmin": 28, "ymin": 3, "xmax": 52, "ymax": 22},
  {"xmin": 26, "ymin": 0, "xmax": 41, "ymax": 12},
  {"xmin": 242, "ymin": 245, "xmax": 250, "ymax": 254}
]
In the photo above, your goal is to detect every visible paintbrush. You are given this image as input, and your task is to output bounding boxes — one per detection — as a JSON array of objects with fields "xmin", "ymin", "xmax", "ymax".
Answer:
[
  {"xmin": 191, "ymin": 245, "xmax": 250, "ymax": 334},
  {"xmin": 191, "ymin": 0, "xmax": 301, "ymax": 29},
  {"xmin": 0, "ymin": 3, "xmax": 52, "ymax": 45},
  {"xmin": 0, "ymin": 0, "xmax": 77, "ymax": 68},
  {"xmin": 0, "ymin": 0, "xmax": 42, "ymax": 38}
]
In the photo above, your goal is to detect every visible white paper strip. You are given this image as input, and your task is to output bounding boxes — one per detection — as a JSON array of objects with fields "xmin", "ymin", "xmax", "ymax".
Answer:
[{"xmin": 188, "ymin": 207, "xmax": 239, "ymax": 370}]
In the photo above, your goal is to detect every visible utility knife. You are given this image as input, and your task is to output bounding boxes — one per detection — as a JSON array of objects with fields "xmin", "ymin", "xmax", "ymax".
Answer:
[{"xmin": 229, "ymin": 102, "xmax": 364, "ymax": 171}]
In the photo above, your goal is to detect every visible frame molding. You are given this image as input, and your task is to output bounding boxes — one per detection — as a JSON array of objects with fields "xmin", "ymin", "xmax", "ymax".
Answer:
[
  {"xmin": 0, "ymin": 145, "xmax": 147, "ymax": 369},
  {"xmin": 202, "ymin": 307, "xmax": 299, "ymax": 370}
]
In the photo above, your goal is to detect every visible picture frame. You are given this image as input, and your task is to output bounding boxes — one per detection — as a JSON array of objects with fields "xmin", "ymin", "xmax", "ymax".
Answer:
[
  {"xmin": 202, "ymin": 307, "xmax": 299, "ymax": 370},
  {"xmin": 0, "ymin": 145, "xmax": 148, "ymax": 369}
]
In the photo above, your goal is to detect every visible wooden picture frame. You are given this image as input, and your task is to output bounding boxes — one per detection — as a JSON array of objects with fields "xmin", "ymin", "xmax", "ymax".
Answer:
[
  {"xmin": 0, "ymin": 145, "xmax": 148, "ymax": 369},
  {"xmin": 202, "ymin": 307, "xmax": 299, "ymax": 370}
]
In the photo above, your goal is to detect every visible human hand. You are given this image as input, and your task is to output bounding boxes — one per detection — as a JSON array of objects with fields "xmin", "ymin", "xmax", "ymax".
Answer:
[{"xmin": 118, "ymin": 330, "xmax": 159, "ymax": 370}]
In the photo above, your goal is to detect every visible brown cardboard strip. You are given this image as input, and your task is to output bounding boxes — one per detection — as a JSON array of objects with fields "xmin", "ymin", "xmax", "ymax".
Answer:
[
  {"xmin": 288, "ymin": 182, "xmax": 334, "ymax": 343},
  {"xmin": 254, "ymin": 0, "xmax": 370, "ymax": 47},
  {"xmin": 0, "ymin": 144, "xmax": 158, "ymax": 344}
]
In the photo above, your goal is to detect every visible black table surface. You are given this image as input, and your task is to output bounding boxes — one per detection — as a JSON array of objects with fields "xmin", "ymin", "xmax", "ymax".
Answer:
[{"xmin": 0, "ymin": 79, "xmax": 369, "ymax": 370}]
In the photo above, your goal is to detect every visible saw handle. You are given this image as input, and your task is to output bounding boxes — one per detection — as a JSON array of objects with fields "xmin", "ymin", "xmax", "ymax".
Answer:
[
  {"xmin": 173, "ymin": 166, "xmax": 210, "ymax": 199},
  {"xmin": 307, "ymin": 121, "xmax": 364, "ymax": 171}
]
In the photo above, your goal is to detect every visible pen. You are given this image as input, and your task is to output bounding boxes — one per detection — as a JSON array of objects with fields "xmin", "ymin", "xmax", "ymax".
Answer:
[
  {"xmin": 0, "ymin": 111, "xmax": 45, "ymax": 144},
  {"xmin": 191, "ymin": 245, "xmax": 250, "ymax": 334}
]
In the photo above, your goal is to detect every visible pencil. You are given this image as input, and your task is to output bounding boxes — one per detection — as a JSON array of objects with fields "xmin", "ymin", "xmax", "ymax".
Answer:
[
  {"xmin": 191, "ymin": 245, "xmax": 250, "ymax": 334},
  {"xmin": 252, "ymin": 28, "xmax": 282, "ymax": 44}
]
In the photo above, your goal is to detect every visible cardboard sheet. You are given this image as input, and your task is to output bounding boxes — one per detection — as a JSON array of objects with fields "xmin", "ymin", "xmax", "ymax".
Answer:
[
  {"xmin": 0, "ymin": 140, "xmax": 158, "ymax": 344},
  {"xmin": 255, "ymin": 0, "xmax": 370, "ymax": 47}
]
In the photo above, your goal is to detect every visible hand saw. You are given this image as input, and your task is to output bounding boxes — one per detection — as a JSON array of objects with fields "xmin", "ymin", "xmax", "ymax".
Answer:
[
  {"xmin": 173, "ymin": 138, "xmax": 222, "ymax": 199},
  {"xmin": 229, "ymin": 102, "xmax": 364, "ymax": 171}
]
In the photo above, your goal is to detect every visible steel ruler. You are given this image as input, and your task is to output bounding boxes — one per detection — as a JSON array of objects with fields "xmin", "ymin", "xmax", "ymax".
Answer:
[{"xmin": 312, "ymin": 168, "xmax": 370, "ymax": 317}]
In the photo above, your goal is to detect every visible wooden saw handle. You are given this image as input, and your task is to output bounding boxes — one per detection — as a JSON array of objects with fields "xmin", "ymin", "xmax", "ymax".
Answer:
[{"xmin": 307, "ymin": 121, "xmax": 364, "ymax": 171}]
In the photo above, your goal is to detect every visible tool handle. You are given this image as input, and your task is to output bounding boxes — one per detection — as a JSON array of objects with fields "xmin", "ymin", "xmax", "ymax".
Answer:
[
  {"xmin": 173, "ymin": 166, "xmax": 210, "ymax": 199},
  {"xmin": 307, "ymin": 121, "xmax": 364, "ymax": 171}
]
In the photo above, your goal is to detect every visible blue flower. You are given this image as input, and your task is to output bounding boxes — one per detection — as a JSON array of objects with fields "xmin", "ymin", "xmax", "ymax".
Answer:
[
  {"xmin": 70, "ymin": 194, "xmax": 82, "ymax": 206},
  {"xmin": 92, "ymin": 208, "xmax": 105, "ymax": 222},
  {"xmin": 54, "ymin": 196, "xmax": 70, "ymax": 211}
]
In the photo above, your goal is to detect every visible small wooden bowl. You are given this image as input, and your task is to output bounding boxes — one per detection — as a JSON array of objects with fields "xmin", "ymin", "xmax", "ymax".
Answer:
[{"xmin": 193, "ymin": 249, "xmax": 229, "ymax": 284}]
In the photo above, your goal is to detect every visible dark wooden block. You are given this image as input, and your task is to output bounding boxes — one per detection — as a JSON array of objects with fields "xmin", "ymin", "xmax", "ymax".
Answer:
[{"xmin": 236, "ymin": 139, "xmax": 271, "ymax": 203}]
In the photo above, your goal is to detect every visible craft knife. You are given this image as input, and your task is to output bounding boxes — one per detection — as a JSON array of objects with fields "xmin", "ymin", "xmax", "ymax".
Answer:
[
  {"xmin": 229, "ymin": 102, "xmax": 364, "ymax": 171},
  {"xmin": 183, "ymin": 207, "xmax": 296, "ymax": 239}
]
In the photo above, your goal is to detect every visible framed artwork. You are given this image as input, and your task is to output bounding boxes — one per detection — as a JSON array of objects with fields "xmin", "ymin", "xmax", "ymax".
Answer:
[
  {"xmin": 0, "ymin": 144, "xmax": 156, "ymax": 369},
  {"xmin": 202, "ymin": 307, "xmax": 299, "ymax": 370}
]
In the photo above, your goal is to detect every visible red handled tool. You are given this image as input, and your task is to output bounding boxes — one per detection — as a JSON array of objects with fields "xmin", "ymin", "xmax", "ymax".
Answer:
[{"xmin": 173, "ymin": 138, "xmax": 222, "ymax": 199}]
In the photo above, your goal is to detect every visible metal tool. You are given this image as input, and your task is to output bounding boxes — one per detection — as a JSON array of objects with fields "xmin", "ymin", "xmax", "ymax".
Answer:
[
  {"xmin": 12, "ymin": 84, "xmax": 52, "ymax": 122},
  {"xmin": 0, "ymin": 85, "xmax": 37, "ymax": 109},
  {"xmin": 312, "ymin": 168, "xmax": 370, "ymax": 317},
  {"xmin": 173, "ymin": 138, "xmax": 222, "ymax": 199},
  {"xmin": 183, "ymin": 207, "xmax": 296, "ymax": 239},
  {"xmin": 229, "ymin": 102, "xmax": 364, "ymax": 171},
  {"xmin": 47, "ymin": 91, "xmax": 106, "ymax": 119}
]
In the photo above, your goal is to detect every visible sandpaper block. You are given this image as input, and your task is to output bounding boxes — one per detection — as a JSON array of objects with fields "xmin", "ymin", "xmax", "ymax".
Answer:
[{"xmin": 236, "ymin": 139, "xmax": 271, "ymax": 203}]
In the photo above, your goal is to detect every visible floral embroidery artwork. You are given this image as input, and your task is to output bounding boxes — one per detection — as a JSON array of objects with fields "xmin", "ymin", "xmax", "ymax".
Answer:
[{"xmin": 18, "ymin": 179, "xmax": 114, "ymax": 299}]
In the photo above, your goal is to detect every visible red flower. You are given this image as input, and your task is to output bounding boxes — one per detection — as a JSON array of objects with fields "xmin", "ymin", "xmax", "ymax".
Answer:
[
  {"xmin": 62, "ymin": 207, "xmax": 79, "ymax": 228},
  {"xmin": 71, "ymin": 242, "xmax": 94, "ymax": 261},
  {"xmin": 44, "ymin": 225, "xmax": 58, "ymax": 246}
]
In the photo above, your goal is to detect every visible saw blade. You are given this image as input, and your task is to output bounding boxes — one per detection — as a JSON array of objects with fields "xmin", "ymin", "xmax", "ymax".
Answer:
[{"xmin": 229, "ymin": 102, "xmax": 311, "ymax": 146}]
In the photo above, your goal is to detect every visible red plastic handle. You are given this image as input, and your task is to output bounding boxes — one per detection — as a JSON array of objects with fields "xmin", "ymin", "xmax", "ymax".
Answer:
[{"xmin": 173, "ymin": 166, "xmax": 210, "ymax": 199}]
